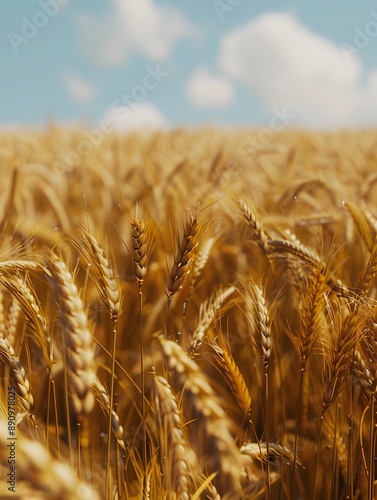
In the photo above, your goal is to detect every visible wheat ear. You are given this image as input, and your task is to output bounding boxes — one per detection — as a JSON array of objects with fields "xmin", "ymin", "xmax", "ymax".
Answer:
[
  {"xmin": 0, "ymin": 290, "xmax": 5, "ymax": 338},
  {"xmin": 188, "ymin": 285, "xmax": 235, "ymax": 354},
  {"xmin": 299, "ymin": 267, "xmax": 327, "ymax": 366},
  {"xmin": 277, "ymin": 178, "xmax": 337, "ymax": 210},
  {"xmin": 47, "ymin": 255, "xmax": 96, "ymax": 417},
  {"xmin": 345, "ymin": 201, "xmax": 373, "ymax": 252},
  {"xmin": 244, "ymin": 282, "xmax": 271, "ymax": 368},
  {"xmin": 131, "ymin": 217, "xmax": 148, "ymax": 284},
  {"xmin": 167, "ymin": 213, "xmax": 199, "ymax": 305},
  {"xmin": 190, "ymin": 236, "xmax": 215, "ymax": 290},
  {"xmin": 75, "ymin": 226, "xmax": 120, "ymax": 318},
  {"xmin": 152, "ymin": 375, "xmax": 196, "ymax": 500},
  {"xmin": 238, "ymin": 198, "xmax": 270, "ymax": 253},
  {"xmin": 355, "ymin": 240, "xmax": 377, "ymax": 298},
  {"xmin": 92, "ymin": 377, "xmax": 126, "ymax": 451},
  {"xmin": 0, "ymin": 259, "xmax": 41, "ymax": 273},
  {"xmin": 355, "ymin": 314, "xmax": 377, "ymax": 403},
  {"xmin": 4, "ymin": 297, "xmax": 20, "ymax": 348},
  {"xmin": 0, "ymin": 336, "xmax": 34, "ymax": 416},
  {"xmin": 182, "ymin": 236, "xmax": 216, "ymax": 337},
  {"xmin": 322, "ymin": 308, "xmax": 358, "ymax": 411},
  {"xmin": 0, "ymin": 274, "xmax": 52, "ymax": 366},
  {"xmin": 322, "ymin": 414, "xmax": 349, "ymax": 484},
  {"xmin": 244, "ymin": 281, "xmax": 271, "ymax": 497},
  {"xmin": 241, "ymin": 441, "xmax": 298, "ymax": 465},
  {"xmin": 268, "ymin": 230, "xmax": 321, "ymax": 268},
  {"xmin": 362, "ymin": 202, "xmax": 377, "ymax": 238},
  {"xmin": 354, "ymin": 346, "xmax": 375, "ymax": 399},
  {"xmin": 160, "ymin": 337, "xmax": 243, "ymax": 497},
  {"xmin": 209, "ymin": 333, "xmax": 251, "ymax": 416},
  {"xmin": 0, "ymin": 417, "xmax": 99, "ymax": 499}
]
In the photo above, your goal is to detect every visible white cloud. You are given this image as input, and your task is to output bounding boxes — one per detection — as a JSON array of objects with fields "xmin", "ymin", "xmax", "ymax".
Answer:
[
  {"xmin": 186, "ymin": 67, "xmax": 234, "ymax": 108},
  {"xmin": 354, "ymin": 70, "xmax": 377, "ymax": 126},
  {"xmin": 105, "ymin": 102, "xmax": 169, "ymax": 132},
  {"xmin": 77, "ymin": 0, "xmax": 196, "ymax": 67},
  {"xmin": 219, "ymin": 12, "xmax": 376, "ymax": 127},
  {"xmin": 65, "ymin": 75, "xmax": 97, "ymax": 103}
]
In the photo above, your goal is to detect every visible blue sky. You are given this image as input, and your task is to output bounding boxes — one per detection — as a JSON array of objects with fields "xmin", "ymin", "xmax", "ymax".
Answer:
[{"xmin": 1, "ymin": 0, "xmax": 377, "ymax": 130}]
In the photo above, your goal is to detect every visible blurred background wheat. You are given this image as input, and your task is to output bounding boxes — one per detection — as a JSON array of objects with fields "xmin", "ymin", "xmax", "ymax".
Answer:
[{"xmin": 0, "ymin": 128, "xmax": 376, "ymax": 498}]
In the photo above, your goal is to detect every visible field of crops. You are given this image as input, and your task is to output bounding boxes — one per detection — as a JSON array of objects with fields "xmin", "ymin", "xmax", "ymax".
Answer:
[{"xmin": 0, "ymin": 127, "xmax": 376, "ymax": 499}]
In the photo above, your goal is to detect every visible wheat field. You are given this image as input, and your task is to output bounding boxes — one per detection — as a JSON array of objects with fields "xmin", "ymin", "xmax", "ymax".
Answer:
[{"xmin": 0, "ymin": 127, "xmax": 377, "ymax": 499}]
